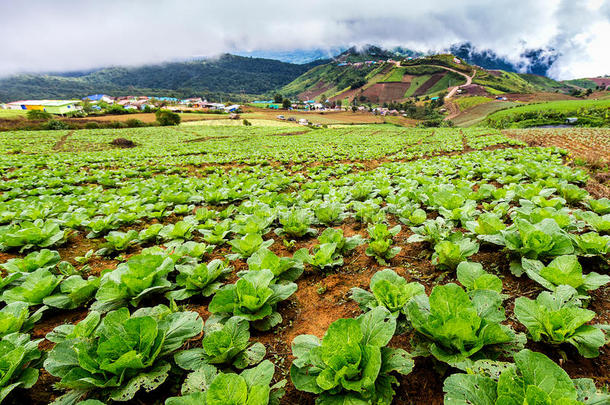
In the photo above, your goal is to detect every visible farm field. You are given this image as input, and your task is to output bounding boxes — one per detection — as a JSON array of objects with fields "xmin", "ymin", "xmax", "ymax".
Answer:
[
  {"xmin": 0, "ymin": 109, "xmax": 27, "ymax": 120},
  {"xmin": 486, "ymin": 99, "xmax": 610, "ymax": 128},
  {"xmin": 0, "ymin": 124, "xmax": 610, "ymax": 405},
  {"xmin": 452, "ymin": 101, "xmax": 518, "ymax": 127}
]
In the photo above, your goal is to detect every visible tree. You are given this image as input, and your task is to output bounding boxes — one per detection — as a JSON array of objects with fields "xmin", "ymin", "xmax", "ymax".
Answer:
[
  {"xmin": 155, "ymin": 110, "xmax": 181, "ymax": 126},
  {"xmin": 273, "ymin": 93, "xmax": 283, "ymax": 103},
  {"xmin": 282, "ymin": 98, "xmax": 291, "ymax": 109},
  {"xmin": 81, "ymin": 99, "xmax": 94, "ymax": 114}
]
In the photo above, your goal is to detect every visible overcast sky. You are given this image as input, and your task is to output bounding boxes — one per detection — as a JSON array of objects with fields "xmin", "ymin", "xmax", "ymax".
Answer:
[{"xmin": 1, "ymin": 0, "xmax": 608, "ymax": 80}]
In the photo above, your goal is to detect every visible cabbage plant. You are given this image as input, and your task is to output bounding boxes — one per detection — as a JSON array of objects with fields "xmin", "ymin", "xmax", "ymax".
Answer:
[
  {"xmin": 0, "ymin": 333, "xmax": 42, "ymax": 404},
  {"xmin": 1, "ymin": 249, "xmax": 60, "ymax": 273},
  {"xmin": 365, "ymin": 223, "xmax": 401, "ymax": 265},
  {"xmin": 1, "ymin": 268, "xmax": 62, "ymax": 306},
  {"xmin": 484, "ymin": 218, "xmax": 574, "ymax": 259},
  {"xmin": 351, "ymin": 269, "xmax": 425, "ymax": 317},
  {"xmin": 166, "ymin": 360, "xmax": 285, "ymax": 405},
  {"xmin": 521, "ymin": 255, "xmax": 610, "ymax": 297},
  {"xmin": 174, "ymin": 316, "xmax": 265, "ymax": 370},
  {"xmin": 405, "ymin": 283, "xmax": 522, "ymax": 369},
  {"xmin": 166, "ymin": 259, "xmax": 231, "ymax": 301},
  {"xmin": 444, "ymin": 349, "xmax": 610, "ymax": 405},
  {"xmin": 0, "ymin": 220, "xmax": 69, "ymax": 252},
  {"xmin": 92, "ymin": 254, "xmax": 174, "ymax": 312},
  {"xmin": 0, "ymin": 302, "xmax": 45, "ymax": 338},
  {"xmin": 290, "ymin": 307, "xmax": 413, "ymax": 404},
  {"xmin": 245, "ymin": 247, "xmax": 303, "ymax": 281},
  {"xmin": 432, "ymin": 234, "xmax": 479, "ymax": 270},
  {"xmin": 208, "ymin": 269, "xmax": 296, "ymax": 331},
  {"xmin": 44, "ymin": 305, "xmax": 203, "ymax": 404},
  {"xmin": 227, "ymin": 233, "xmax": 274, "ymax": 260},
  {"xmin": 515, "ymin": 285, "xmax": 607, "ymax": 358}
]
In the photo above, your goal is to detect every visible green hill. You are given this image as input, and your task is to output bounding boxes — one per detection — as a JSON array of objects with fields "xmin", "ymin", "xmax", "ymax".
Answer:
[
  {"xmin": 0, "ymin": 54, "xmax": 326, "ymax": 102},
  {"xmin": 280, "ymin": 53, "xmax": 571, "ymax": 104}
]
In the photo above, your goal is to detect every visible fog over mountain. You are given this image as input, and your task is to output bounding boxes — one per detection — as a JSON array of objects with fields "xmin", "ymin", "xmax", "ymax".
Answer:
[{"xmin": 1, "ymin": 0, "xmax": 608, "ymax": 79}]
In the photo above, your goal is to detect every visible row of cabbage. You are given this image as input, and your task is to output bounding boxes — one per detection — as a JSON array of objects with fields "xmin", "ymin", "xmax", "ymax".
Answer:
[{"xmin": 1, "ymin": 144, "xmax": 609, "ymax": 403}]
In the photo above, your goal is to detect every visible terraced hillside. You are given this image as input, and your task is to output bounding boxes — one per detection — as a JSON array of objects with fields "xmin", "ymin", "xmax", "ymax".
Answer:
[{"xmin": 281, "ymin": 53, "xmax": 570, "ymax": 104}]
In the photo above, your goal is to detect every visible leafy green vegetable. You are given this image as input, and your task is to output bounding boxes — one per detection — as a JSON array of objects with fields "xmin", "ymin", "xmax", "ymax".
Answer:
[
  {"xmin": 96, "ymin": 230, "xmax": 139, "ymax": 256},
  {"xmin": 456, "ymin": 262, "xmax": 503, "ymax": 294},
  {"xmin": 138, "ymin": 223, "xmax": 163, "ymax": 243},
  {"xmin": 515, "ymin": 285, "xmax": 607, "ymax": 358},
  {"xmin": 275, "ymin": 209, "xmax": 317, "ymax": 238},
  {"xmin": 290, "ymin": 307, "xmax": 413, "ymax": 404},
  {"xmin": 166, "ymin": 259, "xmax": 231, "ymax": 301},
  {"xmin": 365, "ymin": 223, "xmax": 402, "ymax": 265},
  {"xmin": 1, "ymin": 249, "xmax": 60, "ymax": 273},
  {"xmin": 0, "ymin": 333, "xmax": 42, "ymax": 404},
  {"xmin": 1, "ymin": 268, "xmax": 62, "ymax": 306},
  {"xmin": 92, "ymin": 254, "xmax": 174, "ymax": 311},
  {"xmin": 160, "ymin": 220, "xmax": 197, "ymax": 242},
  {"xmin": 351, "ymin": 269, "xmax": 425, "ymax": 317},
  {"xmin": 228, "ymin": 233, "xmax": 274, "ymax": 260},
  {"xmin": 521, "ymin": 255, "xmax": 610, "ymax": 296},
  {"xmin": 443, "ymin": 349, "xmax": 610, "ymax": 405},
  {"xmin": 577, "ymin": 211, "xmax": 610, "ymax": 233},
  {"xmin": 314, "ymin": 201, "xmax": 348, "ymax": 225},
  {"xmin": 571, "ymin": 232, "xmax": 610, "ymax": 257},
  {"xmin": 0, "ymin": 302, "xmax": 45, "ymax": 337},
  {"xmin": 166, "ymin": 360, "xmax": 285, "ymax": 405},
  {"xmin": 432, "ymin": 234, "xmax": 479, "ymax": 270},
  {"xmin": 406, "ymin": 283, "xmax": 521, "ymax": 368},
  {"xmin": 0, "ymin": 220, "xmax": 69, "ymax": 252},
  {"xmin": 465, "ymin": 212, "xmax": 506, "ymax": 236},
  {"xmin": 487, "ymin": 218, "xmax": 574, "ymax": 259},
  {"xmin": 208, "ymin": 269, "xmax": 296, "ymax": 331},
  {"xmin": 246, "ymin": 247, "xmax": 303, "ymax": 281},
  {"xmin": 587, "ymin": 197, "xmax": 610, "ymax": 215},
  {"xmin": 199, "ymin": 220, "xmax": 231, "ymax": 245},
  {"xmin": 407, "ymin": 217, "xmax": 455, "ymax": 245},
  {"xmin": 44, "ymin": 305, "xmax": 203, "ymax": 404},
  {"xmin": 317, "ymin": 227, "xmax": 364, "ymax": 255},
  {"xmin": 43, "ymin": 275, "xmax": 100, "ymax": 309},
  {"xmin": 174, "ymin": 316, "xmax": 266, "ymax": 370},
  {"xmin": 294, "ymin": 243, "xmax": 344, "ymax": 270}
]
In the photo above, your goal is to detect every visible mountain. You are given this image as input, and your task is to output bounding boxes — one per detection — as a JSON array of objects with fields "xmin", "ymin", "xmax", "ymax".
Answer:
[
  {"xmin": 280, "ymin": 52, "xmax": 571, "ymax": 103},
  {"xmin": 0, "ymin": 54, "xmax": 325, "ymax": 102},
  {"xmin": 233, "ymin": 48, "xmax": 340, "ymax": 65}
]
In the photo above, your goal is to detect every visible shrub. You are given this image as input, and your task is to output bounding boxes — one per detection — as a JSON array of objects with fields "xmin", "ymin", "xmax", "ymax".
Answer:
[
  {"xmin": 156, "ymin": 110, "xmax": 181, "ymax": 126},
  {"xmin": 43, "ymin": 119, "xmax": 69, "ymax": 130},
  {"xmin": 84, "ymin": 122, "xmax": 100, "ymax": 129},
  {"xmin": 104, "ymin": 121, "xmax": 128, "ymax": 129},
  {"xmin": 26, "ymin": 110, "xmax": 52, "ymax": 120},
  {"xmin": 125, "ymin": 118, "xmax": 146, "ymax": 127}
]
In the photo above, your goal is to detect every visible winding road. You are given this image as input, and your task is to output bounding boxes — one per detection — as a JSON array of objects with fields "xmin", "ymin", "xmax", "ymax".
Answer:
[{"xmin": 393, "ymin": 61, "xmax": 477, "ymax": 120}]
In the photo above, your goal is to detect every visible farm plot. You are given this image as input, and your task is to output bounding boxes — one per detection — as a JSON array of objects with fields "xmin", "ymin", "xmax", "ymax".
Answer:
[
  {"xmin": 504, "ymin": 128, "xmax": 610, "ymax": 165},
  {"xmin": 0, "ymin": 125, "xmax": 609, "ymax": 405}
]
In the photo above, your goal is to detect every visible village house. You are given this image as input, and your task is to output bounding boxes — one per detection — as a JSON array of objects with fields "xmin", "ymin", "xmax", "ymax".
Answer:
[{"xmin": 5, "ymin": 100, "xmax": 82, "ymax": 115}]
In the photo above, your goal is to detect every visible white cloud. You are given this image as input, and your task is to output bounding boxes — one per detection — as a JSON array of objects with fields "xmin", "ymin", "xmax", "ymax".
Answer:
[{"xmin": 0, "ymin": 0, "xmax": 607, "ymax": 79}]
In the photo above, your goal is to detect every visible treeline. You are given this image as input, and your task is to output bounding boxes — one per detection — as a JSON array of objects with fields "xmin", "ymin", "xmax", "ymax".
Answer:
[{"xmin": 0, "ymin": 54, "xmax": 323, "ymax": 102}]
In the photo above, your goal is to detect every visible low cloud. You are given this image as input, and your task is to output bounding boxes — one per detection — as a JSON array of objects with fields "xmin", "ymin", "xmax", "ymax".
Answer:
[{"xmin": 0, "ymin": 0, "xmax": 608, "ymax": 79}]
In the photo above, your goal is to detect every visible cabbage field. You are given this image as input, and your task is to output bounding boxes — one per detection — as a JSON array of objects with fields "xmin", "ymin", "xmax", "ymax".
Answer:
[{"xmin": 0, "ymin": 124, "xmax": 609, "ymax": 404}]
